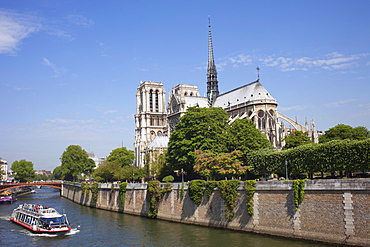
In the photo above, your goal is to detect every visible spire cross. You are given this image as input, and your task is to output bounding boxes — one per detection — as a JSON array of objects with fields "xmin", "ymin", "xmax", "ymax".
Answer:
[{"xmin": 256, "ymin": 66, "xmax": 260, "ymax": 80}]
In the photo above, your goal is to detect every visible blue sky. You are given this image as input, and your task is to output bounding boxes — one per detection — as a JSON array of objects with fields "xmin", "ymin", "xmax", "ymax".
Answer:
[{"xmin": 1, "ymin": 0, "xmax": 369, "ymax": 171}]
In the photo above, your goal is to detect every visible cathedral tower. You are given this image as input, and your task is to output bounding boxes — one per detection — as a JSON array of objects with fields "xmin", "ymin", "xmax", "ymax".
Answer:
[
  {"xmin": 134, "ymin": 81, "xmax": 167, "ymax": 167},
  {"xmin": 207, "ymin": 17, "xmax": 219, "ymax": 106}
]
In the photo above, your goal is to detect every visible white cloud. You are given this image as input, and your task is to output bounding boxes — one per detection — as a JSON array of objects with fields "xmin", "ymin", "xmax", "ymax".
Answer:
[
  {"xmin": 66, "ymin": 15, "xmax": 94, "ymax": 27},
  {"xmin": 261, "ymin": 52, "xmax": 369, "ymax": 72},
  {"xmin": 0, "ymin": 9, "xmax": 41, "ymax": 54},
  {"xmin": 42, "ymin": 58, "xmax": 67, "ymax": 77},
  {"xmin": 215, "ymin": 51, "xmax": 369, "ymax": 73},
  {"xmin": 104, "ymin": 110, "xmax": 118, "ymax": 114},
  {"xmin": 324, "ymin": 99, "xmax": 358, "ymax": 108}
]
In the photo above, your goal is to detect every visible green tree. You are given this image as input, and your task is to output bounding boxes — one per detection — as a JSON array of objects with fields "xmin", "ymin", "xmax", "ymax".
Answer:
[
  {"xmin": 194, "ymin": 150, "xmax": 247, "ymax": 180},
  {"xmin": 92, "ymin": 162, "xmax": 121, "ymax": 182},
  {"xmin": 60, "ymin": 145, "xmax": 95, "ymax": 181},
  {"xmin": 115, "ymin": 165, "xmax": 146, "ymax": 182},
  {"xmin": 227, "ymin": 118, "xmax": 272, "ymax": 163},
  {"xmin": 106, "ymin": 147, "xmax": 135, "ymax": 167},
  {"xmin": 166, "ymin": 107, "xmax": 230, "ymax": 178},
  {"xmin": 11, "ymin": 160, "xmax": 35, "ymax": 182},
  {"xmin": 283, "ymin": 130, "xmax": 312, "ymax": 149},
  {"xmin": 52, "ymin": 166, "xmax": 63, "ymax": 180},
  {"xmin": 319, "ymin": 124, "xmax": 369, "ymax": 143}
]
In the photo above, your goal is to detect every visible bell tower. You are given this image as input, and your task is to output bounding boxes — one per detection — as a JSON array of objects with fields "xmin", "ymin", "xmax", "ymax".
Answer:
[{"xmin": 134, "ymin": 81, "xmax": 167, "ymax": 167}]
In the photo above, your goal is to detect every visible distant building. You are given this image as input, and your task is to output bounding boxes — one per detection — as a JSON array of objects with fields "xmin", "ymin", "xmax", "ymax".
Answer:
[
  {"xmin": 35, "ymin": 170, "xmax": 52, "ymax": 176},
  {"xmin": 87, "ymin": 152, "xmax": 106, "ymax": 168},
  {"xmin": 134, "ymin": 20, "xmax": 318, "ymax": 168},
  {"xmin": 1, "ymin": 158, "xmax": 8, "ymax": 181}
]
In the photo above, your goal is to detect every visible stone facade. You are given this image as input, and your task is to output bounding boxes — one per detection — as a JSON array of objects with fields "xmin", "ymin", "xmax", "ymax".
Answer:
[{"xmin": 62, "ymin": 179, "xmax": 370, "ymax": 246}]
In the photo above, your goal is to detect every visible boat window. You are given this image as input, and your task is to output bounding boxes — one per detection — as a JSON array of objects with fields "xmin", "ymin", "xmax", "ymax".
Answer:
[{"xmin": 40, "ymin": 216, "xmax": 67, "ymax": 226}]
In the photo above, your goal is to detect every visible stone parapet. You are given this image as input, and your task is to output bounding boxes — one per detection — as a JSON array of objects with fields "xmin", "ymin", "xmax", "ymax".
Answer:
[{"xmin": 62, "ymin": 179, "xmax": 370, "ymax": 247}]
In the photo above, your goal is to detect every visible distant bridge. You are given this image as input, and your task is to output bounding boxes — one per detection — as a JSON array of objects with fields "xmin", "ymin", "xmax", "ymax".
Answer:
[{"xmin": 0, "ymin": 181, "xmax": 62, "ymax": 193}]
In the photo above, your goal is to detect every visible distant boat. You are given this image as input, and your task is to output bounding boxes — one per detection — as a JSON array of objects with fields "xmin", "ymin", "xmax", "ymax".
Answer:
[
  {"xmin": 10, "ymin": 203, "xmax": 71, "ymax": 233},
  {"xmin": 0, "ymin": 191, "xmax": 17, "ymax": 204},
  {"xmin": 30, "ymin": 189, "xmax": 36, "ymax": 193}
]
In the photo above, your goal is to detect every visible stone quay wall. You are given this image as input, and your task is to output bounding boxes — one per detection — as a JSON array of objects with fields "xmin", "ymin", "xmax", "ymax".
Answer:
[{"xmin": 61, "ymin": 179, "xmax": 370, "ymax": 246}]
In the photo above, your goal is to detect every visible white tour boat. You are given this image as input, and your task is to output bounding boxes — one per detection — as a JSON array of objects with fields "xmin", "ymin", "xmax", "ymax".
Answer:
[{"xmin": 10, "ymin": 203, "xmax": 71, "ymax": 233}]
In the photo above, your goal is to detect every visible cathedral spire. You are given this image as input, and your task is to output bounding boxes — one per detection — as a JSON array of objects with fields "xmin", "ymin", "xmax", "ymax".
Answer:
[{"xmin": 207, "ymin": 16, "xmax": 219, "ymax": 107}]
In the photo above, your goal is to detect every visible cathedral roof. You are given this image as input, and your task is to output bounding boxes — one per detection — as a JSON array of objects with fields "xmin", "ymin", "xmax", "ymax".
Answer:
[
  {"xmin": 183, "ymin": 96, "xmax": 208, "ymax": 108},
  {"xmin": 213, "ymin": 80, "xmax": 277, "ymax": 108},
  {"xmin": 148, "ymin": 135, "xmax": 169, "ymax": 148}
]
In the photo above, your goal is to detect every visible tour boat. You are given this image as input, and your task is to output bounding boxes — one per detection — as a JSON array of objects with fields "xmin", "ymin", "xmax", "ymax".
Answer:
[
  {"xmin": 0, "ymin": 191, "xmax": 17, "ymax": 204},
  {"xmin": 10, "ymin": 203, "xmax": 71, "ymax": 233}
]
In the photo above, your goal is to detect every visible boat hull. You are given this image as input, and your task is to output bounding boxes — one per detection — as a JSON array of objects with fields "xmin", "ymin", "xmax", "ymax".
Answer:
[{"xmin": 10, "ymin": 218, "xmax": 71, "ymax": 233}]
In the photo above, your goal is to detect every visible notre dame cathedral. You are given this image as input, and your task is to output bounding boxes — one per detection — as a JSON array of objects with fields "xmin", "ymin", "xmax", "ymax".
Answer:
[{"xmin": 134, "ymin": 21, "xmax": 318, "ymax": 168}]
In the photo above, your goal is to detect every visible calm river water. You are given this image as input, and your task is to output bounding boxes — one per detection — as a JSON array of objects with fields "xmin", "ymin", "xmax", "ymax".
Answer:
[{"xmin": 0, "ymin": 187, "xmax": 340, "ymax": 247}]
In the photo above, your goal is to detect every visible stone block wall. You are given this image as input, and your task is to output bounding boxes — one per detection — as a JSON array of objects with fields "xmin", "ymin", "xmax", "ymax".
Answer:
[{"xmin": 62, "ymin": 179, "xmax": 370, "ymax": 246}]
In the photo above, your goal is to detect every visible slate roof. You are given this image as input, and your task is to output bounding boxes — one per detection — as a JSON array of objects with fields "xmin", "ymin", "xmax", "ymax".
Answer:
[
  {"xmin": 213, "ymin": 80, "xmax": 277, "ymax": 108},
  {"xmin": 183, "ymin": 96, "xmax": 209, "ymax": 108}
]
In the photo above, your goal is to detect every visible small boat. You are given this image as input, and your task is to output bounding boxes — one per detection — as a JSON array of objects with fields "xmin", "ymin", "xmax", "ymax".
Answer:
[
  {"xmin": 0, "ymin": 191, "xmax": 17, "ymax": 204},
  {"xmin": 10, "ymin": 203, "xmax": 71, "ymax": 233}
]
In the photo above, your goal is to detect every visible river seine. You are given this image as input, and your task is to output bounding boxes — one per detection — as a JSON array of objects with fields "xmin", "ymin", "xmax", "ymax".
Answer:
[{"xmin": 0, "ymin": 187, "xmax": 340, "ymax": 247}]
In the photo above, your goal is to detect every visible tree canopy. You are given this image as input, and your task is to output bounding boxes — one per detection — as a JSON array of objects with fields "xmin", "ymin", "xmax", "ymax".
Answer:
[
  {"xmin": 60, "ymin": 145, "xmax": 95, "ymax": 181},
  {"xmin": 11, "ymin": 160, "xmax": 35, "ymax": 182},
  {"xmin": 166, "ymin": 107, "xmax": 230, "ymax": 177},
  {"xmin": 227, "ymin": 118, "xmax": 271, "ymax": 163},
  {"xmin": 283, "ymin": 130, "xmax": 312, "ymax": 149},
  {"xmin": 106, "ymin": 147, "xmax": 135, "ymax": 167},
  {"xmin": 319, "ymin": 124, "xmax": 369, "ymax": 143}
]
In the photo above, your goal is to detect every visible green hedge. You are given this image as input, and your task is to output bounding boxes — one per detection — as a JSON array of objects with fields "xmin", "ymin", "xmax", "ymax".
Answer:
[{"xmin": 245, "ymin": 139, "xmax": 370, "ymax": 177}]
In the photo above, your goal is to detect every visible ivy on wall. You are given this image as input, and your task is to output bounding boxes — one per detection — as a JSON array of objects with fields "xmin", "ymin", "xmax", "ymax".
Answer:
[
  {"xmin": 81, "ymin": 183, "xmax": 90, "ymax": 196},
  {"xmin": 293, "ymin": 179, "xmax": 307, "ymax": 210},
  {"xmin": 119, "ymin": 182, "xmax": 128, "ymax": 208},
  {"xmin": 90, "ymin": 182, "xmax": 99, "ymax": 206},
  {"xmin": 147, "ymin": 181, "xmax": 172, "ymax": 218},
  {"xmin": 244, "ymin": 180, "xmax": 257, "ymax": 215},
  {"xmin": 73, "ymin": 182, "xmax": 77, "ymax": 192},
  {"xmin": 188, "ymin": 180, "xmax": 206, "ymax": 205},
  {"xmin": 218, "ymin": 180, "xmax": 240, "ymax": 220},
  {"xmin": 204, "ymin": 181, "xmax": 218, "ymax": 198}
]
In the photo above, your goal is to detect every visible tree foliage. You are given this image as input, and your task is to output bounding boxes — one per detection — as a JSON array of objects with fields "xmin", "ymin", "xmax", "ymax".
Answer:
[
  {"xmin": 194, "ymin": 150, "xmax": 248, "ymax": 180},
  {"xmin": 60, "ymin": 145, "xmax": 95, "ymax": 181},
  {"xmin": 92, "ymin": 163, "xmax": 146, "ymax": 182},
  {"xmin": 11, "ymin": 160, "xmax": 35, "ymax": 182},
  {"xmin": 283, "ymin": 130, "xmax": 312, "ymax": 149},
  {"xmin": 319, "ymin": 124, "xmax": 369, "ymax": 143},
  {"xmin": 166, "ymin": 107, "xmax": 230, "ymax": 177},
  {"xmin": 228, "ymin": 118, "xmax": 271, "ymax": 156},
  {"xmin": 106, "ymin": 147, "xmax": 135, "ymax": 167}
]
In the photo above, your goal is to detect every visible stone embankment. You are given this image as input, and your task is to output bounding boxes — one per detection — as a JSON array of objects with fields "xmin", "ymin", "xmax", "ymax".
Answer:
[{"xmin": 62, "ymin": 179, "xmax": 370, "ymax": 246}]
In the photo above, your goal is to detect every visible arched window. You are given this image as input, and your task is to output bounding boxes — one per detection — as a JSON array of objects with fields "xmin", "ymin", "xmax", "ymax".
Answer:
[
  {"xmin": 155, "ymin": 90, "xmax": 159, "ymax": 112},
  {"xmin": 149, "ymin": 89, "xmax": 153, "ymax": 112}
]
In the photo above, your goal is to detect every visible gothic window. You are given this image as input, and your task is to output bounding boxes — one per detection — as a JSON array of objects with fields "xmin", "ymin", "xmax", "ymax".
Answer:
[
  {"xmin": 258, "ymin": 110, "xmax": 265, "ymax": 118},
  {"xmin": 149, "ymin": 89, "xmax": 153, "ymax": 112},
  {"xmin": 155, "ymin": 90, "xmax": 159, "ymax": 112}
]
